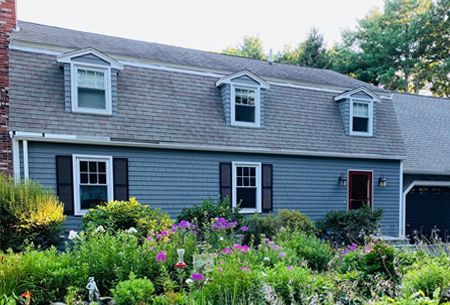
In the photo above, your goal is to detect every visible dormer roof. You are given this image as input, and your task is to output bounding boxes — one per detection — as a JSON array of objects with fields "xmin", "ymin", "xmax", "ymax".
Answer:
[
  {"xmin": 334, "ymin": 87, "xmax": 381, "ymax": 102},
  {"xmin": 216, "ymin": 70, "xmax": 270, "ymax": 89},
  {"xmin": 56, "ymin": 47, "xmax": 124, "ymax": 70}
]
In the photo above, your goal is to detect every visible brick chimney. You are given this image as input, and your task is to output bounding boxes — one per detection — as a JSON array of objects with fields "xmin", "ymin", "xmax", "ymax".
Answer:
[{"xmin": 0, "ymin": 0, "xmax": 16, "ymax": 174}]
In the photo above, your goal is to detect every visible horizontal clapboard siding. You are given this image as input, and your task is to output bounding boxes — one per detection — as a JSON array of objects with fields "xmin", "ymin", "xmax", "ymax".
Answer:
[{"xmin": 25, "ymin": 141, "xmax": 401, "ymax": 236}]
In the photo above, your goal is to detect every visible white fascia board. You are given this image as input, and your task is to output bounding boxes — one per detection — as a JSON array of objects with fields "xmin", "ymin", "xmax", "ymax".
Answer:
[
  {"xmin": 216, "ymin": 70, "xmax": 270, "ymax": 89},
  {"xmin": 403, "ymin": 168, "xmax": 450, "ymax": 176},
  {"xmin": 12, "ymin": 132, "xmax": 406, "ymax": 161},
  {"xmin": 56, "ymin": 47, "xmax": 123, "ymax": 70},
  {"xmin": 334, "ymin": 87, "xmax": 382, "ymax": 102}
]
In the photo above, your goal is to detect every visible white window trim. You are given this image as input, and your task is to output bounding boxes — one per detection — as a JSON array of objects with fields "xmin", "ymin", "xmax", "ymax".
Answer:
[
  {"xmin": 232, "ymin": 161, "xmax": 262, "ymax": 213},
  {"xmin": 71, "ymin": 63, "xmax": 112, "ymax": 115},
  {"xmin": 72, "ymin": 154, "xmax": 114, "ymax": 216},
  {"xmin": 230, "ymin": 83, "xmax": 261, "ymax": 128},
  {"xmin": 349, "ymin": 98, "xmax": 373, "ymax": 137}
]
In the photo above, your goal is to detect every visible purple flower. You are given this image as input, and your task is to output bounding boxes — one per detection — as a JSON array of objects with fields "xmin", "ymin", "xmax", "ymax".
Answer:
[
  {"xmin": 240, "ymin": 226, "xmax": 249, "ymax": 232},
  {"xmin": 191, "ymin": 273, "xmax": 205, "ymax": 281},
  {"xmin": 240, "ymin": 266, "xmax": 250, "ymax": 271},
  {"xmin": 347, "ymin": 243, "xmax": 358, "ymax": 251},
  {"xmin": 233, "ymin": 244, "xmax": 250, "ymax": 253},
  {"xmin": 179, "ymin": 220, "xmax": 194, "ymax": 229},
  {"xmin": 287, "ymin": 265, "xmax": 294, "ymax": 271},
  {"xmin": 156, "ymin": 251, "xmax": 167, "ymax": 263},
  {"xmin": 222, "ymin": 247, "xmax": 233, "ymax": 254},
  {"xmin": 341, "ymin": 249, "xmax": 349, "ymax": 255},
  {"xmin": 272, "ymin": 244, "xmax": 282, "ymax": 251},
  {"xmin": 278, "ymin": 252, "xmax": 286, "ymax": 258},
  {"xmin": 213, "ymin": 217, "xmax": 238, "ymax": 230},
  {"xmin": 217, "ymin": 267, "xmax": 223, "ymax": 273}
]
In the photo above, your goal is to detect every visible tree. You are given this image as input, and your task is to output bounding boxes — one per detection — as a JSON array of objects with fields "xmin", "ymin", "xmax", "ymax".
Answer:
[
  {"xmin": 276, "ymin": 27, "xmax": 330, "ymax": 68},
  {"xmin": 223, "ymin": 35, "xmax": 267, "ymax": 60},
  {"xmin": 329, "ymin": 0, "xmax": 440, "ymax": 94}
]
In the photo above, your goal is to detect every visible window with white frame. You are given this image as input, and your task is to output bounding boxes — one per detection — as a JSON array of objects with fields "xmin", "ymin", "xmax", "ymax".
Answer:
[
  {"xmin": 72, "ymin": 65, "xmax": 112, "ymax": 115},
  {"xmin": 232, "ymin": 162, "xmax": 261, "ymax": 213},
  {"xmin": 350, "ymin": 100, "xmax": 373, "ymax": 135},
  {"xmin": 73, "ymin": 155, "xmax": 113, "ymax": 215},
  {"xmin": 231, "ymin": 85, "xmax": 260, "ymax": 127}
]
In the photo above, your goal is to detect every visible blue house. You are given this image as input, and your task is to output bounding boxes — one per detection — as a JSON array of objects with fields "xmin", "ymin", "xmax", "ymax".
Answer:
[{"xmin": 6, "ymin": 22, "xmax": 407, "ymax": 237}]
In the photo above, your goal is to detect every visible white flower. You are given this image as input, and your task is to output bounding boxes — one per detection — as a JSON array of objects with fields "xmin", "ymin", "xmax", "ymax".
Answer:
[
  {"xmin": 68, "ymin": 230, "xmax": 79, "ymax": 240},
  {"xmin": 127, "ymin": 227, "xmax": 138, "ymax": 234},
  {"xmin": 185, "ymin": 278, "xmax": 194, "ymax": 284},
  {"xmin": 219, "ymin": 237, "xmax": 224, "ymax": 241},
  {"xmin": 94, "ymin": 225, "xmax": 106, "ymax": 233}
]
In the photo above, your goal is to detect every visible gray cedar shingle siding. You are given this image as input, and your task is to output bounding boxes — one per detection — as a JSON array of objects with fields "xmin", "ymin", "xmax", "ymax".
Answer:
[
  {"xmin": 11, "ymin": 21, "xmax": 386, "ymax": 93},
  {"xmin": 24, "ymin": 141, "xmax": 401, "ymax": 236},
  {"xmin": 393, "ymin": 93, "xmax": 450, "ymax": 175},
  {"xmin": 9, "ymin": 49, "xmax": 405, "ymax": 158}
]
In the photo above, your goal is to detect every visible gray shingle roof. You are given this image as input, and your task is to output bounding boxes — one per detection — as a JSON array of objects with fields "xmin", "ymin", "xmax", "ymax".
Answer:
[
  {"xmin": 392, "ymin": 93, "xmax": 450, "ymax": 174},
  {"xmin": 12, "ymin": 21, "xmax": 384, "ymax": 92}
]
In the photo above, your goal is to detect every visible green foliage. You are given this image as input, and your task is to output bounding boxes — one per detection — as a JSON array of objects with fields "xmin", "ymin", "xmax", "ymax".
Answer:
[
  {"xmin": 277, "ymin": 231, "xmax": 334, "ymax": 272},
  {"xmin": 276, "ymin": 27, "xmax": 330, "ymax": 68},
  {"xmin": 223, "ymin": 35, "xmax": 267, "ymax": 60},
  {"xmin": 403, "ymin": 256, "xmax": 450, "ymax": 298},
  {"xmin": 318, "ymin": 206, "xmax": 383, "ymax": 246},
  {"xmin": 242, "ymin": 209, "xmax": 317, "ymax": 245},
  {"xmin": 82, "ymin": 197, "xmax": 173, "ymax": 236},
  {"xmin": 0, "ymin": 175, "xmax": 64, "ymax": 251},
  {"xmin": 176, "ymin": 197, "xmax": 242, "ymax": 232},
  {"xmin": 112, "ymin": 274, "xmax": 155, "ymax": 305},
  {"xmin": 265, "ymin": 264, "xmax": 334, "ymax": 304}
]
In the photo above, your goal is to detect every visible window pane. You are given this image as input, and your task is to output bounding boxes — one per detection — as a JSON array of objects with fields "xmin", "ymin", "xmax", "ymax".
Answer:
[
  {"xmin": 78, "ymin": 88, "xmax": 106, "ymax": 109},
  {"xmin": 98, "ymin": 162, "xmax": 106, "ymax": 173},
  {"xmin": 78, "ymin": 69, "xmax": 105, "ymax": 89},
  {"xmin": 98, "ymin": 173, "xmax": 106, "ymax": 184},
  {"xmin": 237, "ymin": 188, "xmax": 256, "ymax": 209},
  {"xmin": 80, "ymin": 185, "xmax": 107, "ymax": 210},
  {"xmin": 235, "ymin": 105, "xmax": 255, "ymax": 123},
  {"xmin": 243, "ymin": 167, "xmax": 249, "ymax": 176},
  {"xmin": 244, "ymin": 177, "xmax": 250, "ymax": 187},
  {"xmin": 89, "ymin": 162, "xmax": 97, "ymax": 172},
  {"xmin": 80, "ymin": 161, "xmax": 88, "ymax": 172},
  {"xmin": 250, "ymin": 177, "xmax": 256, "ymax": 186},
  {"xmin": 353, "ymin": 117, "xmax": 369, "ymax": 132},
  {"xmin": 80, "ymin": 173, "xmax": 88, "ymax": 184},
  {"xmin": 237, "ymin": 177, "xmax": 243, "ymax": 186},
  {"xmin": 353, "ymin": 102, "xmax": 369, "ymax": 117},
  {"xmin": 89, "ymin": 173, "xmax": 98, "ymax": 184},
  {"xmin": 250, "ymin": 167, "xmax": 255, "ymax": 176}
]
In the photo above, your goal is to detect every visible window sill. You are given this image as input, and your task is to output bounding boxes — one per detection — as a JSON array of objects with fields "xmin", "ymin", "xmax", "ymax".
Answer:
[
  {"xmin": 231, "ymin": 122, "xmax": 261, "ymax": 128},
  {"xmin": 349, "ymin": 132, "xmax": 373, "ymax": 137},
  {"xmin": 239, "ymin": 208, "xmax": 261, "ymax": 214},
  {"xmin": 72, "ymin": 108, "xmax": 112, "ymax": 116}
]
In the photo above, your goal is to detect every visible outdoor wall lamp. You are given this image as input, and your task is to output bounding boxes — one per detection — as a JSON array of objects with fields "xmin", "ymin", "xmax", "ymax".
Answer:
[
  {"xmin": 378, "ymin": 176, "xmax": 387, "ymax": 188},
  {"xmin": 0, "ymin": 88, "xmax": 8, "ymax": 109},
  {"xmin": 338, "ymin": 173, "xmax": 347, "ymax": 187}
]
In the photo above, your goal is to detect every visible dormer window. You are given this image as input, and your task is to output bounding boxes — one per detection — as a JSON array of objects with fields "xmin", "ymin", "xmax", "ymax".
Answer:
[
  {"xmin": 231, "ymin": 85, "xmax": 260, "ymax": 126},
  {"xmin": 216, "ymin": 70, "xmax": 269, "ymax": 128},
  {"xmin": 350, "ymin": 100, "xmax": 372, "ymax": 135},
  {"xmin": 57, "ymin": 48, "xmax": 123, "ymax": 116},
  {"xmin": 73, "ymin": 65, "xmax": 111, "ymax": 114},
  {"xmin": 334, "ymin": 87, "xmax": 380, "ymax": 137}
]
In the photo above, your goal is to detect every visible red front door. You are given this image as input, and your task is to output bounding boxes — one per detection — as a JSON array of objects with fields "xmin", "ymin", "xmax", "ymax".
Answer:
[{"xmin": 348, "ymin": 171, "xmax": 373, "ymax": 210}]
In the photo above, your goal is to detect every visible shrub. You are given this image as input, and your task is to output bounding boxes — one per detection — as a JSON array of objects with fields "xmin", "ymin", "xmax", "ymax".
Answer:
[
  {"xmin": 265, "ymin": 264, "xmax": 334, "ymax": 304},
  {"xmin": 0, "ymin": 175, "xmax": 65, "ymax": 251},
  {"xmin": 276, "ymin": 209, "xmax": 317, "ymax": 235},
  {"xmin": 82, "ymin": 197, "xmax": 172, "ymax": 236},
  {"xmin": 176, "ymin": 197, "xmax": 242, "ymax": 232},
  {"xmin": 317, "ymin": 206, "xmax": 383, "ymax": 246},
  {"xmin": 112, "ymin": 274, "xmax": 155, "ymax": 305},
  {"xmin": 403, "ymin": 257, "xmax": 450, "ymax": 299},
  {"xmin": 276, "ymin": 231, "xmax": 334, "ymax": 272},
  {"xmin": 0, "ymin": 247, "xmax": 77, "ymax": 305}
]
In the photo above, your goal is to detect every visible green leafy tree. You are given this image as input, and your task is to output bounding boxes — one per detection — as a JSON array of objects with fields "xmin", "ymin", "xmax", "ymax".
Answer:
[
  {"xmin": 329, "ymin": 0, "xmax": 443, "ymax": 94},
  {"xmin": 223, "ymin": 35, "xmax": 267, "ymax": 60},
  {"xmin": 276, "ymin": 27, "xmax": 330, "ymax": 68}
]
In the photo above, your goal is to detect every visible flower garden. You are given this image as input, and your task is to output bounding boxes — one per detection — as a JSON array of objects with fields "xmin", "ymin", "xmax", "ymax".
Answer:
[{"xmin": 1, "ymin": 176, "xmax": 450, "ymax": 305}]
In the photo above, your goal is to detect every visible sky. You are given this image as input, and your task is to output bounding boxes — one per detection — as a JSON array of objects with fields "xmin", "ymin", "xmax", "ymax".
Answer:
[{"xmin": 17, "ymin": 0, "xmax": 385, "ymax": 54}]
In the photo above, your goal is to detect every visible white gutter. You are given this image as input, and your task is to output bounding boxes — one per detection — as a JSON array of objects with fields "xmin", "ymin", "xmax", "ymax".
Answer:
[
  {"xmin": 403, "ymin": 169, "xmax": 450, "ymax": 176},
  {"xmin": 12, "ymin": 138, "xmax": 20, "ymax": 182},
  {"xmin": 12, "ymin": 131, "xmax": 406, "ymax": 161}
]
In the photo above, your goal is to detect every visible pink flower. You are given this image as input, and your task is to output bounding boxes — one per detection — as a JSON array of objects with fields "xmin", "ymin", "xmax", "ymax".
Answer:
[
  {"xmin": 179, "ymin": 220, "xmax": 194, "ymax": 229},
  {"xmin": 240, "ymin": 266, "xmax": 250, "ymax": 272},
  {"xmin": 156, "ymin": 251, "xmax": 167, "ymax": 263},
  {"xmin": 233, "ymin": 244, "xmax": 250, "ymax": 253},
  {"xmin": 191, "ymin": 273, "xmax": 205, "ymax": 281},
  {"xmin": 161, "ymin": 230, "xmax": 168, "ymax": 236},
  {"xmin": 287, "ymin": 265, "xmax": 294, "ymax": 271}
]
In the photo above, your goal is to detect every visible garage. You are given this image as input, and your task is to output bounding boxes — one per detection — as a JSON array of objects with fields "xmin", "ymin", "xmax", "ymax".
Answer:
[{"xmin": 405, "ymin": 185, "xmax": 450, "ymax": 239}]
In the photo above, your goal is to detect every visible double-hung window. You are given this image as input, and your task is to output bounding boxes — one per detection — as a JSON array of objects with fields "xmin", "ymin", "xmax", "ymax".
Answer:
[
  {"xmin": 72, "ymin": 64, "xmax": 112, "ymax": 115},
  {"xmin": 73, "ymin": 155, "xmax": 113, "ymax": 215},
  {"xmin": 232, "ymin": 162, "xmax": 261, "ymax": 213},
  {"xmin": 350, "ymin": 100, "xmax": 373, "ymax": 136},
  {"xmin": 231, "ymin": 85, "xmax": 260, "ymax": 127}
]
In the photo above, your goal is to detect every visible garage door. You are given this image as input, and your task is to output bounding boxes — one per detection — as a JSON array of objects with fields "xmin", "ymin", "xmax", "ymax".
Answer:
[{"xmin": 406, "ymin": 186, "xmax": 450, "ymax": 239}]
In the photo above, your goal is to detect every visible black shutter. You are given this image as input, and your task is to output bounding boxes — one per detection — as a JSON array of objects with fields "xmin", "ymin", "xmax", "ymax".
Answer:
[
  {"xmin": 219, "ymin": 162, "xmax": 232, "ymax": 206},
  {"xmin": 56, "ymin": 156, "xmax": 74, "ymax": 215},
  {"xmin": 262, "ymin": 164, "xmax": 273, "ymax": 213},
  {"xmin": 113, "ymin": 158, "xmax": 129, "ymax": 201}
]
